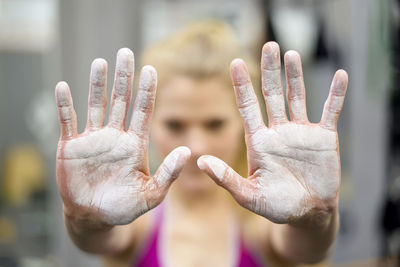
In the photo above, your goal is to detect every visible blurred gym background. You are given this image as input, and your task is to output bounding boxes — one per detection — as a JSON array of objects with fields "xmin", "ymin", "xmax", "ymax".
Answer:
[{"xmin": 0, "ymin": 0, "xmax": 398, "ymax": 266}]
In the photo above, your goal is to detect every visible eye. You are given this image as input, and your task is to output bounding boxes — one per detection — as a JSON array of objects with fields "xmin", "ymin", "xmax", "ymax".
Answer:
[
  {"xmin": 204, "ymin": 119, "xmax": 226, "ymax": 132},
  {"xmin": 164, "ymin": 120, "xmax": 185, "ymax": 134}
]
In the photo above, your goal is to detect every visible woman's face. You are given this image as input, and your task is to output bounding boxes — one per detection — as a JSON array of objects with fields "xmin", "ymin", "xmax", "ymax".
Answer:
[{"xmin": 152, "ymin": 75, "xmax": 243, "ymax": 194}]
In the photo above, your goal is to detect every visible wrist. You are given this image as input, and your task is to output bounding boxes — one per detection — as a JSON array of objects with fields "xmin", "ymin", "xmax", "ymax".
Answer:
[
  {"xmin": 289, "ymin": 199, "xmax": 338, "ymax": 231},
  {"xmin": 271, "ymin": 203, "xmax": 339, "ymax": 264},
  {"xmin": 63, "ymin": 204, "xmax": 113, "ymax": 234}
]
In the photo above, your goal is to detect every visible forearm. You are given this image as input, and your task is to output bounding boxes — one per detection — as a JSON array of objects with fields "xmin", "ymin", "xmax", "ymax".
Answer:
[
  {"xmin": 270, "ymin": 208, "xmax": 339, "ymax": 264},
  {"xmin": 63, "ymin": 208, "xmax": 133, "ymax": 255}
]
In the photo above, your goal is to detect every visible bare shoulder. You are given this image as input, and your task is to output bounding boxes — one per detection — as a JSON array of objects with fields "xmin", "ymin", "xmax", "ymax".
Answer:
[
  {"xmin": 241, "ymin": 209, "xmax": 297, "ymax": 267},
  {"xmin": 102, "ymin": 211, "xmax": 154, "ymax": 267},
  {"xmin": 241, "ymin": 209, "xmax": 272, "ymax": 253}
]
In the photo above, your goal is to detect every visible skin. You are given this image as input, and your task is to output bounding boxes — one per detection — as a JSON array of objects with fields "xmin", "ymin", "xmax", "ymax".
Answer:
[
  {"xmin": 55, "ymin": 42, "xmax": 348, "ymax": 265},
  {"xmin": 198, "ymin": 45, "xmax": 346, "ymax": 225},
  {"xmin": 150, "ymin": 75, "xmax": 244, "ymax": 266},
  {"xmin": 56, "ymin": 49, "xmax": 191, "ymax": 253},
  {"xmin": 197, "ymin": 42, "xmax": 347, "ymax": 264},
  {"xmin": 151, "ymin": 75, "xmax": 243, "ymax": 196}
]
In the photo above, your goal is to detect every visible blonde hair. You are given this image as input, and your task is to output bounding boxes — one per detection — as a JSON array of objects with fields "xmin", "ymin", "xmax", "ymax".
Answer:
[
  {"xmin": 141, "ymin": 20, "xmax": 259, "ymax": 90},
  {"xmin": 141, "ymin": 20, "xmax": 261, "ymax": 178}
]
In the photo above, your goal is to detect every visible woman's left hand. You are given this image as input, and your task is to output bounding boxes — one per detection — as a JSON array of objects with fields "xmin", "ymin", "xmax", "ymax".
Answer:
[{"xmin": 198, "ymin": 42, "xmax": 348, "ymax": 225}]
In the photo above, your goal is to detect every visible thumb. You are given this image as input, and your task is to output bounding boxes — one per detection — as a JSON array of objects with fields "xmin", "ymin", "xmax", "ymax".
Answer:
[
  {"xmin": 153, "ymin": 146, "xmax": 191, "ymax": 189},
  {"xmin": 197, "ymin": 155, "xmax": 253, "ymax": 204}
]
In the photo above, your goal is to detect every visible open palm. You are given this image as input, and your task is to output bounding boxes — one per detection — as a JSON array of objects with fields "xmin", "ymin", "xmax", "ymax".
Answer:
[
  {"xmin": 56, "ymin": 49, "xmax": 190, "ymax": 225},
  {"xmin": 198, "ymin": 42, "xmax": 347, "ymax": 224}
]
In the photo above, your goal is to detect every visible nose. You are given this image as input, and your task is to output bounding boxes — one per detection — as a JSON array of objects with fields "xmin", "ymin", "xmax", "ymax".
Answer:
[{"xmin": 185, "ymin": 128, "xmax": 210, "ymax": 159}]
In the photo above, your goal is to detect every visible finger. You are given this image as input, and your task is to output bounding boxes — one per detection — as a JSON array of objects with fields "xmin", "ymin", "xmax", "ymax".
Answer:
[
  {"xmin": 197, "ymin": 155, "xmax": 254, "ymax": 205},
  {"xmin": 261, "ymin": 42, "xmax": 288, "ymax": 126},
  {"xmin": 231, "ymin": 59, "xmax": 265, "ymax": 134},
  {"xmin": 108, "ymin": 48, "xmax": 134, "ymax": 129},
  {"xmin": 129, "ymin": 65, "xmax": 157, "ymax": 138},
  {"xmin": 284, "ymin": 51, "xmax": 308, "ymax": 123},
  {"xmin": 86, "ymin": 58, "xmax": 108, "ymax": 130},
  {"xmin": 153, "ymin": 146, "xmax": 191, "ymax": 189},
  {"xmin": 55, "ymin": 81, "xmax": 78, "ymax": 139},
  {"xmin": 320, "ymin": 70, "xmax": 348, "ymax": 130}
]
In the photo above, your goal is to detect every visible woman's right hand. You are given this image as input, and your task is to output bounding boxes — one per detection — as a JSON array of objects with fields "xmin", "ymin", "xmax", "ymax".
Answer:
[{"xmin": 55, "ymin": 48, "xmax": 190, "ymax": 227}]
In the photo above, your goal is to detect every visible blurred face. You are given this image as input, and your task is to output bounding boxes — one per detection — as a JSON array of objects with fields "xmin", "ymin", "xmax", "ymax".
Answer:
[{"xmin": 152, "ymin": 75, "xmax": 243, "ymax": 194}]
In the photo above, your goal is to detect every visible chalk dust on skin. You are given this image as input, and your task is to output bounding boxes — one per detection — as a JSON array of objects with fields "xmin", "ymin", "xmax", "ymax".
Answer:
[
  {"xmin": 131, "ymin": 66, "xmax": 157, "ymax": 136},
  {"xmin": 87, "ymin": 58, "xmax": 107, "ymax": 130},
  {"xmin": 197, "ymin": 156, "xmax": 227, "ymax": 182},
  {"xmin": 109, "ymin": 98, "xmax": 127, "ymax": 128},
  {"xmin": 56, "ymin": 141, "xmax": 71, "ymax": 207},
  {"xmin": 250, "ymin": 164, "xmax": 311, "ymax": 224},
  {"xmin": 58, "ymin": 128, "xmax": 139, "ymax": 224},
  {"xmin": 156, "ymin": 146, "xmax": 191, "ymax": 187},
  {"xmin": 246, "ymin": 123, "xmax": 339, "ymax": 222},
  {"xmin": 88, "ymin": 107, "xmax": 104, "ymax": 130}
]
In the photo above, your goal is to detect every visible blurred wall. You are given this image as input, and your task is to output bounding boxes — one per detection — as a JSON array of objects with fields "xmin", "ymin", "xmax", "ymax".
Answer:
[{"xmin": 54, "ymin": 1, "xmax": 144, "ymax": 266}]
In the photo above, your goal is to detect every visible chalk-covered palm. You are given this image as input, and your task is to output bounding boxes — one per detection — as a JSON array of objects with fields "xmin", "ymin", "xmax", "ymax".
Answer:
[
  {"xmin": 198, "ymin": 42, "xmax": 348, "ymax": 224},
  {"xmin": 56, "ymin": 49, "xmax": 190, "ymax": 225}
]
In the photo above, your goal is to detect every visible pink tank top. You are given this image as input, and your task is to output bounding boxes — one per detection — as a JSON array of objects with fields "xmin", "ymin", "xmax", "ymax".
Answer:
[{"xmin": 133, "ymin": 203, "xmax": 265, "ymax": 267}]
